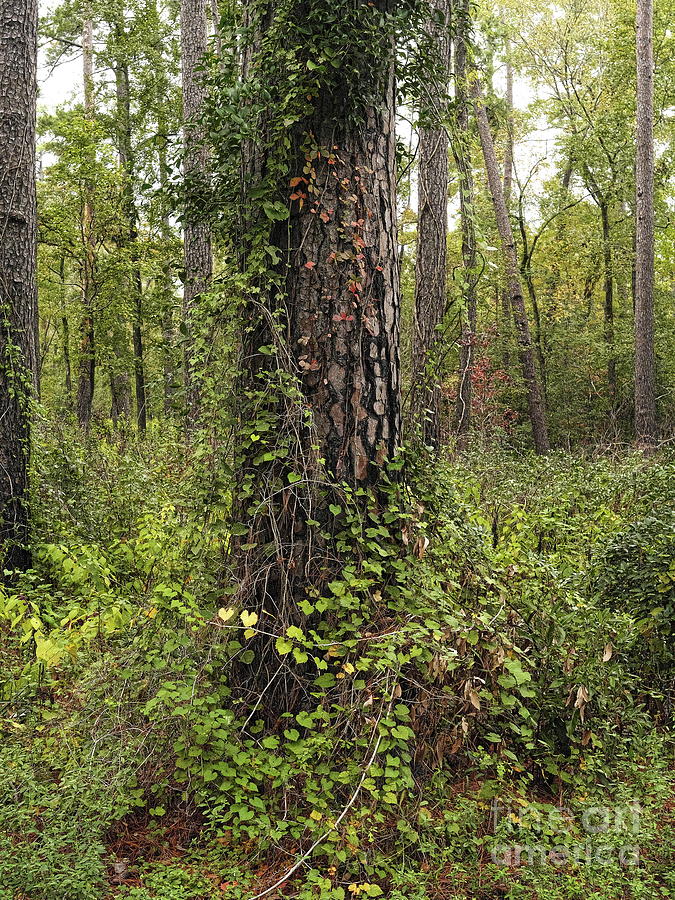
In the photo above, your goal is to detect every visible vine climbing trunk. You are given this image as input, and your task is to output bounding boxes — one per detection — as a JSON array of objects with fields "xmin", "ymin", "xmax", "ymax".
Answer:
[
  {"xmin": 411, "ymin": 0, "xmax": 451, "ymax": 451},
  {"xmin": 180, "ymin": 0, "xmax": 212, "ymax": 433},
  {"xmin": 0, "ymin": 0, "xmax": 38, "ymax": 572},
  {"xmin": 473, "ymin": 81, "xmax": 550, "ymax": 454},
  {"xmin": 236, "ymin": 0, "xmax": 401, "ymax": 717},
  {"xmin": 634, "ymin": 0, "xmax": 657, "ymax": 445},
  {"xmin": 453, "ymin": 0, "xmax": 478, "ymax": 449}
]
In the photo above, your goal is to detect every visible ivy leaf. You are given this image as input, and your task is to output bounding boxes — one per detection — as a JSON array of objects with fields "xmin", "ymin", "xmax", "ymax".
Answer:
[
  {"xmin": 240, "ymin": 610, "xmax": 258, "ymax": 628},
  {"xmin": 218, "ymin": 607, "xmax": 236, "ymax": 623}
]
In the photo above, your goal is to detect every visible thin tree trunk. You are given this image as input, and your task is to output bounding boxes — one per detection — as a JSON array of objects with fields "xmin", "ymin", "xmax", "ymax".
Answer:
[
  {"xmin": 500, "ymin": 50, "xmax": 514, "ymax": 370},
  {"xmin": 76, "ymin": 11, "xmax": 96, "ymax": 429},
  {"xmin": 158, "ymin": 110, "xmax": 178, "ymax": 416},
  {"xmin": 0, "ymin": 0, "xmax": 38, "ymax": 572},
  {"xmin": 634, "ymin": 0, "xmax": 657, "ymax": 443},
  {"xmin": 473, "ymin": 81, "xmax": 550, "ymax": 454},
  {"xmin": 599, "ymin": 200, "xmax": 617, "ymax": 428},
  {"xmin": 58, "ymin": 255, "xmax": 73, "ymax": 403},
  {"xmin": 453, "ymin": 0, "xmax": 478, "ymax": 448},
  {"xmin": 411, "ymin": 0, "xmax": 451, "ymax": 450},
  {"xmin": 114, "ymin": 46, "xmax": 147, "ymax": 433},
  {"xmin": 181, "ymin": 0, "xmax": 212, "ymax": 432}
]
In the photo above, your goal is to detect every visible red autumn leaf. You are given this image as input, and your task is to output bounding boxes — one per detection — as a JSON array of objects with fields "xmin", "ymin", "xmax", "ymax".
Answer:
[
  {"xmin": 304, "ymin": 261, "xmax": 316, "ymax": 269},
  {"xmin": 289, "ymin": 176, "xmax": 305, "ymax": 187},
  {"xmin": 320, "ymin": 211, "xmax": 330, "ymax": 223}
]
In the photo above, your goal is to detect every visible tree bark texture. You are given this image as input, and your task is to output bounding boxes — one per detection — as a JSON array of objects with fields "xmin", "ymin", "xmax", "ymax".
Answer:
[
  {"xmin": 236, "ymin": 1, "xmax": 401, "ymax": 680},
  {"xmin": 0, "ymin": 0, "xmax": 38, "ymax": 571},
  {"xmin": 410, "ymin": 0, "xmax": 451, "ymax": 450},
  {"xmin": 634, "ymin": 0, "xmax": 657, "ymax": 443},
  {"xmin": 181, "ymin": 0, "xmax": 212, "ymax": 432},
  {"xmin": 473, "ymin": 82, "xmax": 550, "ymax": 454},
  {"xmin": 453, "ymin": 0, "xmax": 478, "ymax": 448}
]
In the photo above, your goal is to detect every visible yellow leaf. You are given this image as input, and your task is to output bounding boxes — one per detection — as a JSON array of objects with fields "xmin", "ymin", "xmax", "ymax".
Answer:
[
  {"xmin": 244, "ymin": 628, "xmax": 256, "ymax": 640},
  {"xmin": 343, "ymin": 662, "xmax": 355, "ymax": 674},
  {"xmin": 310, "ymin": 809, "xmax": 322, "ymax": 821},
  {"xmin": 240, "ymin": 610, "xmax": 258, "ymax": 628},
  {"xmin": 146, "ymin": 607, "xmax": 158, "ymax": 618},
  {"xmin": 218, "ymin": 607, "xmax": 236, "ymax": 623}
]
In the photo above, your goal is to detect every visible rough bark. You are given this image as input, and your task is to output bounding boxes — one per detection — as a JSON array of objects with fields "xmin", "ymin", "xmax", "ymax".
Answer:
[
  {"xmin": 473, "ymin": 81, "xmax": 550, "ymax": 454},
  {"xmin": 76, "ymin": 11, "xmax": 96, "ymax": 429},
  {"xmin": 410, "ymin": 0, "xmax": 451, "ymax": 450},
  {"xmin": 237, "ymin": 0, "xmax": 401, "ymax": 666},
  {"xmin": 180, "ymin": 0, "xmax": 212, "ymax": 432},
  {"xmin": 453, "ymin": 0, "xmax": 478, "ymax": 448},
  {"xmin": 634, "ymin": 0, "xmax": 657, "ymax": 443},
  {"xmin": 0, "ymin": 0, "xmax": 38, "ymax": 571}
]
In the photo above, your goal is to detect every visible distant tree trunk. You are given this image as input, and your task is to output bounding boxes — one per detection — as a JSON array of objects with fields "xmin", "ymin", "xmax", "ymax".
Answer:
[
  {"xmin": 157, "ymin": 111, "xmax": 178, "ymax": 416},
  {"xmin": 62, "ymin": 315, "xmax": 72, "ymax": 400},
  {"xmin": 180, "ymin": 0, "xmax": 212, "ymax": 432},
  {"xmin": 114, "ymin": 44, "xmax": 147, "ymax": 433},
  {"xmin": 453, "ymin": 0, "xmax": 478, "ymax": 448},
  {"xmin": 0, "ymin": 0, "xmax": 38, "ymax": 572},
  {"xmin": 77, "ymin": 11, "xmax": 96, "ymax": 429},
  {"xmin": 59, "ymin": 255, "xmax": 73, "ymax": 404},
  {"xmin": 411, "ymin": 0, "xmax": 451, "ymax": 450},
  {"xmin": 634, "ymin": 0, "xmax": 657, "ymax": 444},
  {"xmin": 500, "ymin": 48, "xmax": 514, "ymax": 370},
  {"xmin": 473, "ymin": 81, "xmax": 550, "ymax": 454},
  {"xmin": 599, "ymin": 199, "xmax": 617, "ymax": 429}
]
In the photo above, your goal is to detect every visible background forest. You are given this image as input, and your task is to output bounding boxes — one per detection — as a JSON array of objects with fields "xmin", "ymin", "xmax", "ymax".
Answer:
[{"xmin": 0, "ymin": 0, "xmax": 674, "ymax": 898}]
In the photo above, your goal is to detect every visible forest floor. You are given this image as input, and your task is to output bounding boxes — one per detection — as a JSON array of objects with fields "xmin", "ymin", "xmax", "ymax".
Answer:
[{"xmin": 0, "ymin": 441, "xmax": 673, "ymax": 900}]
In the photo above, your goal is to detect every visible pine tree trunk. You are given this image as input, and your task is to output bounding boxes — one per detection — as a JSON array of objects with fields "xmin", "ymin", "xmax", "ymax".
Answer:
[
  {"xmin": 453, "ymin": 0, "xmax": 478, "ymax": 448},
  {"xmin": 410, "ymin": 0, "xmax": 451, "ymax": 450},
  {"xmin": 77, "ymin": 11, "xmax": 96, "ymax": 429},
  {"xmin": 181, "ymin": 0, "xmax": 212, "ymax": 432},
  {"xmin": 0, "ymin": 0, "xmax": 38, "ymax": 571},
  {"xmin": 473, "ymin": 82, "xmax": 550, "ymax": 454},
  {"xmin": 236, "ymin": 0, "xmax": 401, "ymax": 665},
  {"xmin": 634, "ymin": 0, "xmax": 657, "ymax": 444}
]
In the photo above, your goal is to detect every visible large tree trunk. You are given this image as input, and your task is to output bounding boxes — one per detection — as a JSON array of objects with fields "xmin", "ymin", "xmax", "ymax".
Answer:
[
  {"xmin": 453, "ymin": 0, "xmax": 478, "ymax": 448},
  {"xmin": 634, "ymin": 0, "xmax": 657, "ymax": 444},
  {"xmin": 0, "ymin": 0, "xmax": 38, "ymax": 572},
  {"xmin": 473, "ymin": 81, "xmax": 550, "ymax": 454},
  {"xmin": 410, "ymin": 0, "xmax": 451, "ymax": 450},
  {"xmin": 236, "ymin": 0, "xmax": 401, "ymax": 717},
  {"xmin": 76, "ymin": 11, "xmax": 96, "ymax": 429},
  {"xmin": 180, "ymin": 0, "xmax": 212, "ymax": 432}
]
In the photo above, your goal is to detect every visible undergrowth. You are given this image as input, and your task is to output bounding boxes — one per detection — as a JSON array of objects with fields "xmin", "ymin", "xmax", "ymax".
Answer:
[{"xmin": 0, "ymin": 429, "xmax": 673, "ymax": 899}]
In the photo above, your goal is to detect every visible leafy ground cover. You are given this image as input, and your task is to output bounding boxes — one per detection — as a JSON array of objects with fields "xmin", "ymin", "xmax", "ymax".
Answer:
[{"xmin": 1, "ymin": 433, "xmax": 673, "ymax": 899}]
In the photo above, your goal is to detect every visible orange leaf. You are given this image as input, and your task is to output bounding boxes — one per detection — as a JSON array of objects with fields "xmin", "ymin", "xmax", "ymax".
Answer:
[{"xmin": 304, "ymin": 261, "xmax": 316, "ymax": 269}]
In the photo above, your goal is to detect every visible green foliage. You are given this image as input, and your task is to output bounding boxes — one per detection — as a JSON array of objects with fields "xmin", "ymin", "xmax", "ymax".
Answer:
[{"xmin": 2, "ymin": 442, "xmax": 674, "ymax": 897}]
